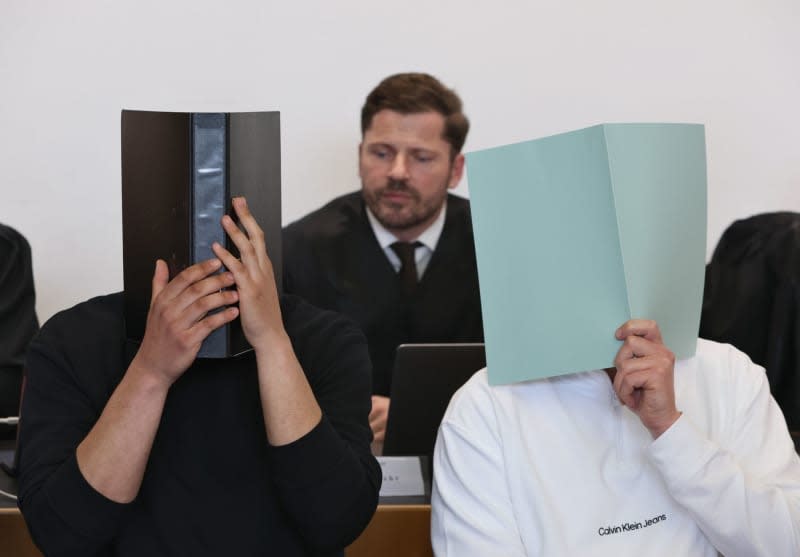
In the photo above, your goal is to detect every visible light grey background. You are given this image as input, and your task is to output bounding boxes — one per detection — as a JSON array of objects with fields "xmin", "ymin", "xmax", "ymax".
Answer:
[{"xmin": 1, "ymin": 0, "xmax": 798, "ymax": 323}]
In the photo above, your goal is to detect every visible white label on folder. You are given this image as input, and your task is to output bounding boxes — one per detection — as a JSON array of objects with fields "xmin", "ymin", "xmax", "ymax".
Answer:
[{"xmin": 377, "ymin": 456, "xmax": 425, "ymax": 497}]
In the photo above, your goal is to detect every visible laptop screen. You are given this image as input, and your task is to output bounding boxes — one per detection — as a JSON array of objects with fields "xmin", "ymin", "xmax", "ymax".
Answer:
[{"xmin": 383, "ymin": 343, "xmax": 486, "ymax": 458}]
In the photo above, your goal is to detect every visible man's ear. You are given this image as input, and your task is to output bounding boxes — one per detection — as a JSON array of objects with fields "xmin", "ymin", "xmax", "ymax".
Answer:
[
  {"xmin": 357, "ymin": 142, "xmax": 364, "ymax": 178},
  {"xmin": 448, "ymin": 153, "xmax": 465, "ymax": 190}
]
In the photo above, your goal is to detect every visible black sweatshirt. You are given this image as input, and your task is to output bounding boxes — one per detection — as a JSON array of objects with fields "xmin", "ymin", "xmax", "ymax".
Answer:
[{"xmin": 17, "ymin": 292, "xmax": 380, "ymax": 557}]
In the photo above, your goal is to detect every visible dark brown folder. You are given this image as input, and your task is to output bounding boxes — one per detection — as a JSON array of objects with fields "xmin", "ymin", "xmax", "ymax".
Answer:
[{"xmin": 121, "ymin": 110, "xmax": 281, "ymax": 358}]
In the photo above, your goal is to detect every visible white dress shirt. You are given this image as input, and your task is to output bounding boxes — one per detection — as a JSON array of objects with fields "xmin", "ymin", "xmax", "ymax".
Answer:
[{"xmin": 365, "ymin": 201, "xmax": 447, "ymax": 280}]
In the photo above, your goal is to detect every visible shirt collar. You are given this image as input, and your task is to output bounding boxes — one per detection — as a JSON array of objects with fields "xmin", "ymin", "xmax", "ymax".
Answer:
[{"xmin": 365, "ymin": 198, "xmax": 448, "ymax": 252}]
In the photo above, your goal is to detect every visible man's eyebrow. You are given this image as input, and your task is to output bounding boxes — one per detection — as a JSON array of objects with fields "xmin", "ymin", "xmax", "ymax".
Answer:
[{"xmin": 366, "ymin": 142, "xmax": 396, "ymax": 150}]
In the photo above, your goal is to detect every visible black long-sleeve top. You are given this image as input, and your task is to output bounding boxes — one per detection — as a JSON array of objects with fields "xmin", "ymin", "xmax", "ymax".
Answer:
[{"xmin": 17, "ymin": 292, "xmax": 380, "ymax": 556}]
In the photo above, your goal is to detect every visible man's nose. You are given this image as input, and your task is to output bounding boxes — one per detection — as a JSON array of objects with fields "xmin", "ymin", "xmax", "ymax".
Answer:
[{"xmin": 388, "ymin": 153, "xmax": 410, "ymax": 180}]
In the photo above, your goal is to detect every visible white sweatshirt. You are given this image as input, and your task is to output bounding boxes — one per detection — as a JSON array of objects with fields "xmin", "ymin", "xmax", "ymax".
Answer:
[{"xmin": 431, "ymin": 340, "xmax": 800, "ymax": 557}]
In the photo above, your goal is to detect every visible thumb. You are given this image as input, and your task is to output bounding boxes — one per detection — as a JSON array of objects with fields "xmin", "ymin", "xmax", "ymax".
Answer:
[{"xmin": 150, "ymin": 259, "xmax": 169, "ymax": 305}]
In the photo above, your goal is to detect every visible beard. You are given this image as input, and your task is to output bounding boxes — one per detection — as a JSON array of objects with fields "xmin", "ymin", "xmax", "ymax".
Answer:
[{"xmin": 364, "ymin": 178, "xmax": 447, "ymax": 232}]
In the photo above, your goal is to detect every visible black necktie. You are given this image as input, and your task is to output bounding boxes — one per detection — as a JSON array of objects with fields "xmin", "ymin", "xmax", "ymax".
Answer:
[{"xmin": 390, "ymin": 241, "xmax": 422, "ymax": 297}]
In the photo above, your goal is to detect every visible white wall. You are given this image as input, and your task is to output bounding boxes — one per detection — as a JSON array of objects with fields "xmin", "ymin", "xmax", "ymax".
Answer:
[{"xmin": 1, "ymin": 0, "xmax": 798, "ymax": 323}]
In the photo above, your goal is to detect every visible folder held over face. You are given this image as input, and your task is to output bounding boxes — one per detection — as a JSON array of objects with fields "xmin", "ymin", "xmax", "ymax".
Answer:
[{"xmin": 466, "ymin": 123, "xmax": 707, "ymax": 385}]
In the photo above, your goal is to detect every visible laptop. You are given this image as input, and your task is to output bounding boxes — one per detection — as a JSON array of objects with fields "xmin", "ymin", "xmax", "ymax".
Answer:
[{"xmin": 382, "ymin": 343, "xmax": 486, "ymax": 458}]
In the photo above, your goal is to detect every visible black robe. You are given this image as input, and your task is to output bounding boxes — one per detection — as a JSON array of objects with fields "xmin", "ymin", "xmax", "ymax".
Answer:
[
  {"xmin": 283, "ymin": 192, "xmax": 484, "ymax": 395},
  {"xmin": 0, "ymin": 224, "xmax": 38, "ymax": 439},
  {"xmin": 700, "ymin": 211, "xmax": 800, "ymax": 431}
]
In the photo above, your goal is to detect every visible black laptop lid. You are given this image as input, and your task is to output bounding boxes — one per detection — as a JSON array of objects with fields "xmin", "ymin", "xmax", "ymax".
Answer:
[{"xmin": 383, "ymin": 343, "xmax": 486, "ymax": 457}]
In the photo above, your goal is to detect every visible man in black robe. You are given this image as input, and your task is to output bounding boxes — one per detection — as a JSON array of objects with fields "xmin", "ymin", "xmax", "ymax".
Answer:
[
  {"xmin": 283, "ymin": 73, "xmax": 483, "ymax": 443},
  {"xmin": 0, "ymin": 223, "xmax": 38, "ymax": 440}
]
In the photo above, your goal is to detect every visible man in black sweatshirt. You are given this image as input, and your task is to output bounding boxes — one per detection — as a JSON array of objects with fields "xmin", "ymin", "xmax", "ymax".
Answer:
[{"xmin": 17, "ymin": 197, "xmax": 380, "ymax": 556}]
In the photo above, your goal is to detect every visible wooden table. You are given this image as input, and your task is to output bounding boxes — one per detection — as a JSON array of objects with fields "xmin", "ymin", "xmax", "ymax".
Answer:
[
  {"xmin": 0, "ymin": 508, "xmax": 42, "ymax": 557},
  {"xmin": 346, "ymin": 504, "xmax": 433, "ymax": 557}
]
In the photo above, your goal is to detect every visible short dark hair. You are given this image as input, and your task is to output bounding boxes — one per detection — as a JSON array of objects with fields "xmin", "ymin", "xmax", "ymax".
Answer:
[{"xmin": 360, "ymin": 73, "xmax": 469, "ymax": 156}]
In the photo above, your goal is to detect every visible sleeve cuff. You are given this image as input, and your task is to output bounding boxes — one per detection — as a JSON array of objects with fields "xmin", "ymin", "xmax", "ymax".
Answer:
[
  {"xmin": 269, "ymin": 416, "xmax": 348, "ymax": 487},
  {"xmin": 44, "ymin": 452, "xmax": 131, "ymax": 541},
  {"xmin": 648, "ymin": 414, "xmax": 718, "ymax": 490}
]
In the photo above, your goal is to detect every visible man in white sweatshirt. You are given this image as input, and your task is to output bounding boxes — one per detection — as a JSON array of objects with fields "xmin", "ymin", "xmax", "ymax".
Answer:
[{"xmin": 431, "ymin": 319, "xmax": 800, "ymax": 556}]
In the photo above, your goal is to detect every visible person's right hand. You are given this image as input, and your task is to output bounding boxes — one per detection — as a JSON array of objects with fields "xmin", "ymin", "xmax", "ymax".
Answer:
[
  {"xmin": 131, "ymin": 258, "xmax": 240, "ymax": 387},
  {"xmin": 369, "ymin": 395, "xmax": 391, "ymax": 443}
]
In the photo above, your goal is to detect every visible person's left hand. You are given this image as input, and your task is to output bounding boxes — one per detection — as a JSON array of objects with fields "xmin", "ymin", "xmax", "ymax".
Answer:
[
  {"xmin": 212, "ymin": 196, "xmax": 284, "ymax": 350},
  {"xmin": 612, "ymin": 320, "xmax": 681, "ymax": 439}
]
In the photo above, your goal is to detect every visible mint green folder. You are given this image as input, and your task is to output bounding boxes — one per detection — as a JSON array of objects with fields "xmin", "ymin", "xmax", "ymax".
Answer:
[{"xmin": 467, "ymin": 123, "xmax": 707, "ymax": 385}]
